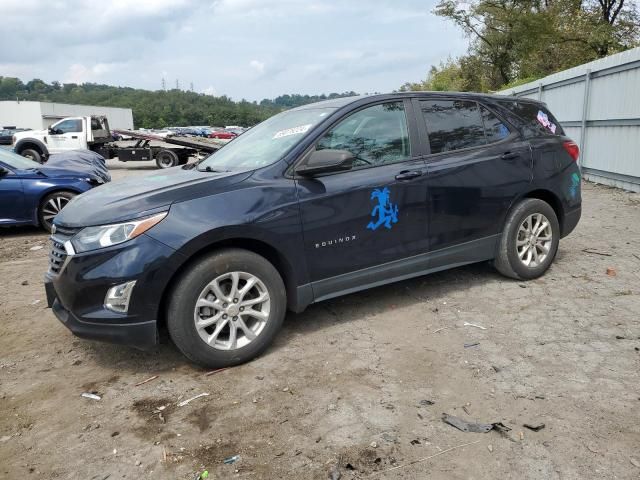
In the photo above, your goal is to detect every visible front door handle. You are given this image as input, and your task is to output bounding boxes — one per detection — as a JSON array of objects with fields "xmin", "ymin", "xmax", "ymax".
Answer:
[
  {"xmin": 71, "ymin": 136, "xmax": 78, "ymax": 139},
  {"xmin": 395, "ymin": 170, "xmax": 422, "ymax": 181},
  {"xmin": 501, "ymin": 151, "xmax": 520, "ymax": 160}
]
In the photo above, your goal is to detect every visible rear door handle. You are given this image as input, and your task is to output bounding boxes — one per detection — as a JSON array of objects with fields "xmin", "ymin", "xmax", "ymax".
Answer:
[
  {"xmin": 71, "ymin": 136, "xmax": 78, "ymax": 139},
  {"xmin": 501, "ymin": 151, "xmax": 520, "ymax": 160},
  {"xmin": 395, "ymin": 170, "xmax": 422, "ymax": 181}
]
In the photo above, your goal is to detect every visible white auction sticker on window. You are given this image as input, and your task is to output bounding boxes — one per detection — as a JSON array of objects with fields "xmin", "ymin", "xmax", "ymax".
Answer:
[{"xmin": 273, "ymin": 124, "xmax": 312, "ymax": 139}]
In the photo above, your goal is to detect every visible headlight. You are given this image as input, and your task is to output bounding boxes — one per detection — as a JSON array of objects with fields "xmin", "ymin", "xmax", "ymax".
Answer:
[{"xmin": 71, "ymin": 212, "xmax": 167, "ymax": 253}]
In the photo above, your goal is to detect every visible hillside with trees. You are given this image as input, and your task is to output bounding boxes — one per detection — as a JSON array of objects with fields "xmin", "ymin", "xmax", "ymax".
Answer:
[
  {"xmin": 402, "ymin": 0, "xmax": 639, "ymax": 92},
  {"xmin": 0, "ymin": 77, "xmax": 356, "ymax": 129}
]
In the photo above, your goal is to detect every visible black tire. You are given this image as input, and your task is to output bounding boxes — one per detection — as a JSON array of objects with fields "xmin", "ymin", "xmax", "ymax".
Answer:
[
  {"xmin": 494, "ymin": 198, "xmax": 560, "ymax": 280},
  {"xmin": 155, "ymin": 150, "xmax": 179, "ymax": 169},
  {"xmin": 167, "ymin": 248, "xmax": 287, "ymax": 369},
  {"xmin": 21, "ymin": 148, "xmax": 43, "ymax": 164},
  {"xmin": 38, "ymin": 191, "xmax": 76, "ymax": 232}
]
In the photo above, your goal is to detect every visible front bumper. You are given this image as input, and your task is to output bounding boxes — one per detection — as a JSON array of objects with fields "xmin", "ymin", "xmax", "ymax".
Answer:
[
  {"xmin": 45, "ymin": 232, "xmax": 182, "ymax": 349},
  {"xmin": 47, "ymin": 285, "xmax": 157, "ymax": 348}
]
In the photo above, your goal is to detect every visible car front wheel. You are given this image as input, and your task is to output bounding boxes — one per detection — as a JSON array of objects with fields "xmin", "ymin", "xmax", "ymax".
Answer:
[
  {"xmin": 494, "ymin": 198, "xmax": 560, "ymax": 280},
  {"xmin": 38, "ymin": 191, "xmax": 76, "ymax": 232},
  {"xmin": 167, "ymin": 249, "xmax": 286, "ymax": 369},
  {"xmin": 21, "ymin": 148, "xmax": 43, "ymax": 164}
]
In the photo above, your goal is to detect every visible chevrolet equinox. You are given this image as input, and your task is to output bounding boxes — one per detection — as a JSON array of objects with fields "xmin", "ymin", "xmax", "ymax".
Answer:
[{"xmin": 45, "ymin": 93, "xmax": 581, "ymax": 368}]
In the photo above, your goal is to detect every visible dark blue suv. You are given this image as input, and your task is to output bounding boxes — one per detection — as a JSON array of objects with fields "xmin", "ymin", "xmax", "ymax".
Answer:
[{"xmin": 45, "ymin": 93, "xmax": 581, "ymax": 368}]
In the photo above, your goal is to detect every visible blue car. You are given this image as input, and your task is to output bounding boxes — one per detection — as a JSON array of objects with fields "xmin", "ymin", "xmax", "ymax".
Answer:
[{"xmin": 0, "ymin": 148, "xmax": 104, "ymax": 232}]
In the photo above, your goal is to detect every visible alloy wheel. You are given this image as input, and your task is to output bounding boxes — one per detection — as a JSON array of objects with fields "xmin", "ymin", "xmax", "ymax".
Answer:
[
  {"xmin": 516, "ymin": 213, "xmax": 553, "ymax": 268},
  {"xmin": 193, "ymin": 271, "xmax": 270, "ymax": 350},
  {"xmin": 42, "ymin": 196, "xmax": 71, "ymax": 225}
]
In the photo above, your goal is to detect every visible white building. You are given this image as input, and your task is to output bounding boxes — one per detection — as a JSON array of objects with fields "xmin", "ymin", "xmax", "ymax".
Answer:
[{"xmin": 0, "ymin": 101, "xmax": 134, "ymax": 130}]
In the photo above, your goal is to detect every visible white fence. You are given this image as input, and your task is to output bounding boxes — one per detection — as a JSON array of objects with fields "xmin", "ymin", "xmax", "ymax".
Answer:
[{"xmin": 499, "ymin": 47, "xmax": 640, "ymax": 192}]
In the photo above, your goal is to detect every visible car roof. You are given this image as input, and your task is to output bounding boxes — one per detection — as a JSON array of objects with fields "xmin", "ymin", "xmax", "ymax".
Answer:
[{"xmin": 291, "ymin": 91, "xmax": 540, "ymax": 111}]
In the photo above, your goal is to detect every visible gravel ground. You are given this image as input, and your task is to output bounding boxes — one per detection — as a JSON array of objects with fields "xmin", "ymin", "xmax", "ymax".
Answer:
[{"xmin": 1, "ymin": 162, "xmax": 639, "ymax": 479}]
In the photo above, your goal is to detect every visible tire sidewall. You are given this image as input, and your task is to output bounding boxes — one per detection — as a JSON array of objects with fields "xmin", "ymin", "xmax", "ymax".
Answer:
[
  {"xmin": 167, "ymin": 249, "xmax": 286, "ymax": 368},
  {"xmin": 156, "ymin": 150, "xmax": 178, "ymax": 168},
  {"xmin": 22, "ymin": 148, "xmax": 42, "ymax": 164},
  {"xmin": 505, "ymin": 199, "xmax": 560, "ymax": 279}
]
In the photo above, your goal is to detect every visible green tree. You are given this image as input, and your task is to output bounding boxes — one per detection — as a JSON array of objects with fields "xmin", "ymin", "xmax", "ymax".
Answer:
[{"xmin": 410, "ymin": 0, "xmax": 640, "ymax": 93}]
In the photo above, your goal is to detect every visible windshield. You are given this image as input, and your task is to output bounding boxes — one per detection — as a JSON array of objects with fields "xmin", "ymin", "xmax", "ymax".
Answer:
[
  {"xmin": 0, "ymin": 148, "xmax": 41, "ymax": 170},
  {"xmin": 197, "ymin": 107, "xmax": 334, "ymax": 171}
]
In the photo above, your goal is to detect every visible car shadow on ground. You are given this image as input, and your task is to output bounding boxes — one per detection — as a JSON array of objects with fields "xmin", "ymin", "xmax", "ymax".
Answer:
[
  {"xmin": 81, "ymin": 261, "xmax": 504, "ymax": 372},
  {"xmin": 0, "ymin": 225, "xmax": 45, "ymax": 238}
]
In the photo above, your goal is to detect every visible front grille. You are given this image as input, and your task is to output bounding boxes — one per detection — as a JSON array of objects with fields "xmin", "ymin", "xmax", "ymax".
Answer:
[{"xmin": 48, "ymin": 225, "xmax": 80, "ymax": 276}]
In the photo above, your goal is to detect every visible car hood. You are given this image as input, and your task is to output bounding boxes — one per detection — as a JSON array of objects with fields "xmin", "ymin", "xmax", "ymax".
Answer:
[
  {"xmin": 55, "ymin": 166, "xmax": 252, "ymax": 228},
  {"xmin": 38, "ymin": 166, "xmax": 96, "ymax": 180},
  {"xmin": 13, "ymin": 129, "xmax": 45, "ymax": 140}
]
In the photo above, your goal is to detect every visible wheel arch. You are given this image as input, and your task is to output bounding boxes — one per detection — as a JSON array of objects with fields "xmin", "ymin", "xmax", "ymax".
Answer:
[
  {"xmin": 15, "ymin": 139, "xmax": 49, "ymax": 158},
  {"xmin": 522, "ymin": 189, "xmax": 564, "ymax": 234},
  {"xmin": 156, "ymin": 236, "xmax": 300, "ymax": 333},
  {"xmin": 33, "ymin": 187, "xmax": 84, "ymax": 224}
]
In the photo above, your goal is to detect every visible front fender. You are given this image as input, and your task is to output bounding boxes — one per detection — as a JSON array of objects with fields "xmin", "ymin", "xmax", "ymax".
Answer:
[{"xmin": 27, "ymin": 180, "xmax": 93, "ymax": 225}]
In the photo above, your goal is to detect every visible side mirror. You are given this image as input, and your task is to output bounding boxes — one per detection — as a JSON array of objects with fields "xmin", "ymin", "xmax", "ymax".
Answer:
[
  {"xmin": 0, "ymin": 166, "xmax": 9, "ymax": 176},
  {"xmin": 295, "ymin": 149, "xmax": 354, "ymax": 176}
]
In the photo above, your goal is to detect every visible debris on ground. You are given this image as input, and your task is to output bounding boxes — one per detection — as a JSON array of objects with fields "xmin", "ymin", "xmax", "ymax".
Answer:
[
  {"xmin": 134, "ymin": 375, "xmax": 158, "ymax": 386},
  {"xmin": 21, "ymin": 280, "xmax": 28, "ymax": 286},
  {"xmin": 223, "ymin": 454, "xmax": 240, "ymax": 464},
  {"xmin": 419, "ymin": 399, "xmax": 434, "ymax": 406},
  {"xmin": 464, "ymin": 342, "xmax": 480, "ymax": 348},
  {"xmin": 487, "ymin": 444, "xmax": 493, "ymax": 453},
  {"xmin": 442, "ymin": 413, "xmax": 493, "ymax": 433},
  {"xmin": 463, "ymin": 322, "xmax": 487, "ymax": 330},
  {"xmin": 606, "ymin": 267, "xmax": 617, "ymax": 276},
  {"xmin": 630, "ymin": 458, "xmax": 640, "ymax": 468},
  {"xmin": 195, "ymin": 470, "xmax": 209, "ymax": 479},
  {"xmin": 442, "ymin": 413, "xmax": 513, "ymax": 439},
  {"xmin": 523, "ymin": 422, "xmax": 546, "ymax": 432},
  {"xmin": 29, "ymin": 245, "xmax": 43, "ymax": 251},
  {"xmin": 582, "ymin": 248, "xmax": 613, "ymax": 256},
  {"xmin": 81, "ymin": 393, "xmax": 101, "ymax": 401},
  {"xmin": 177, "ymin": 393, "xmax": 209, "ymax": 407},
  {"xmin": 205, "ymin": 367, "xmax": 229, "ymax": 376},
  {"xmin": 371, "ymin": 439, "xmax": 481, "ymax": 476},
  {"xmin": 328, "ymin": 465, "xmax": 342, "ymax": 480}
]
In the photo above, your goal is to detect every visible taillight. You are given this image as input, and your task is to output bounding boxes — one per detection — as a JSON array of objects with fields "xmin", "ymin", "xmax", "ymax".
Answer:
[{"xmin": 563, "ymin": 140, "xmax": 579, "ymax": 162}]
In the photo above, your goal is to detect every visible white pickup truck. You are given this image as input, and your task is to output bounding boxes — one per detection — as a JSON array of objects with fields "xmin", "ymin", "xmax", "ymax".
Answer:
[
  {"xmin": 13, "ymin": 116, "xmax": 113, "ymax": 163},
  {"xmin": 12, "ymin": 116, "xmax": 218, "ymax": 168}
]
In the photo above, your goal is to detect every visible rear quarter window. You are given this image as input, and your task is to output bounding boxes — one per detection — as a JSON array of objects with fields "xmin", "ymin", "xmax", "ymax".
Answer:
[{"xmin": 497, "ymin": 101, "xmax": 564, "ymax": 138}]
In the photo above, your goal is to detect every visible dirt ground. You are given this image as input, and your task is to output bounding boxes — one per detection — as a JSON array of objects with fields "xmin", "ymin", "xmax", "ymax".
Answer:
[{"xmin": 1, "ymin": 161, "xmax": 639, "ymax": 480}]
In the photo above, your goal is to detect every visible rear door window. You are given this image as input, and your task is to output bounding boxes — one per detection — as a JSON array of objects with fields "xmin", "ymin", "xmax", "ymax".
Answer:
[
  {"xmin": 480, "ymin": 106, "xmax": 511, "ymax": 143},
  {"xmin": 497, "ymin": 101, "xmax": 564, "ymax": 137},
  {"xmin": 419, "ymin": 99, "xmax": 485, "ymax": 154}
]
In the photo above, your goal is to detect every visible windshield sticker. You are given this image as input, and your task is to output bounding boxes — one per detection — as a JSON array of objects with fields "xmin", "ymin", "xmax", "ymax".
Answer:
[
  {"xmin": 272, "ymin": 124, "xmax": 312, "ymax": 139},
  {"xmin": 367, "ymin": 187, "xmax": 399, "ymax": 231},
  {"xmin": 537, "ymin": 110, "xmax": 557, "ymax": 134}
]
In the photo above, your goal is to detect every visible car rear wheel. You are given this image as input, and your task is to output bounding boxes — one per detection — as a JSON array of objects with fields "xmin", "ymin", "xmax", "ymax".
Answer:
[
  {"xmin": 494, "ymin": 198, "xmax": 560, "ymax": 280},
  {"xmin": 21, "ymin": 148, "xmax": 43, "ymax": 164},
  {"xmin": 167, "ymin": 249, "xmax": 286, "ymax": 369},
  {"xmin": 38, "ymin": 191, "xmax": 76, "ymax": 232},
  {"xmin": 156, "ymin": 150, "xmax": 179, "ymax": 169}
]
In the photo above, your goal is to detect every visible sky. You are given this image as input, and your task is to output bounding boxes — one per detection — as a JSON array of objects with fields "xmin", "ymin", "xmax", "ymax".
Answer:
[{"xmin": 0, "ymin": 0, "xmax": 468, "ymax": 101}]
